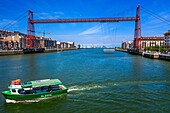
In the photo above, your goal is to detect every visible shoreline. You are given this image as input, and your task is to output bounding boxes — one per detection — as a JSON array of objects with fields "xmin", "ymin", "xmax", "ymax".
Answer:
[
  {"xmin": 116, "ymin": 48, "xmax": 170, "ymax": 61},
  {"xmin": 0, "ymin": 48, "xmax": 78, "ymax": 56}
]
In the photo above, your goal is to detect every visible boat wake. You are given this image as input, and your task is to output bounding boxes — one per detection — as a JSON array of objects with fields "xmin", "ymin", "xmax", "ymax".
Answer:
[
  {"xmin": 68, "ymin": 85, "xmax": 107, "ymax": 92},
  {"xmin": 68, "ymin": 80, "xmax": 168, "ymax": 92}
]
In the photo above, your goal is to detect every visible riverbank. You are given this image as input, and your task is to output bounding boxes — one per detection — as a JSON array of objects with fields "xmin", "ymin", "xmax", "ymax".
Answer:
[
  {"xmin": 116, "ymin": 48, "xmax": 170, "ymax": 61},
  {"xmin": 0, "ymin": 48, "xmax": 78, "ymax": 56},
  {"xmin": 0, "ymin": 49, "xmax": 169, "ymax": 113}
]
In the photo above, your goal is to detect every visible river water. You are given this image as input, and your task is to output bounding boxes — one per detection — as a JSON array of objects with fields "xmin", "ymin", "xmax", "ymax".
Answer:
[{"xmin": 0, "ymin": 49, "xmax": 169, "ymax": 113}]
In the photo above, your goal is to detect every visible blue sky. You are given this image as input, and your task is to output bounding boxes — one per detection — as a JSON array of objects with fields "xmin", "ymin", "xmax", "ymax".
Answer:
[{"xmin": 0, "ymin": 0, "xmax": 169, "ymax": 47}]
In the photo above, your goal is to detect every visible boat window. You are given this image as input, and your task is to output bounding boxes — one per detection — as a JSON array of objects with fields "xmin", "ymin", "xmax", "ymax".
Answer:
[
  {"xmin": 33, "ymin": 87, "xmax": 41, "ymax": 90},
  {"xmin": 24, "ymin": 90, "xmax": 32, "ymax": 94},
  {"xmin": 12, "ymin": 89, "xmax": 16, "ymax": 92},
  {"xmin": 18, "ymin": 89, "xmax": 22, "ymax": 93},
  {"xmin": 22, "ymin": 82, "xmax": 32, "ymax": 85},
  {"xmin": 44, "ymin": 86, "xmax": 49, "ymax": 89},
  {"xmin": 40, "ymin": 86, "xmax": 44, "ymax": 90},
  {"xmin": 51, "ymin": 85, "xmax": 59, "ymax": 88}
]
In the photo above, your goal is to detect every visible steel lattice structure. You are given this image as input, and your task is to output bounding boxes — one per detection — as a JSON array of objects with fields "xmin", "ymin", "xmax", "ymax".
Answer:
[{"xmin": 26, "ymin": 5, "xmax": 141, "ymax": 49}]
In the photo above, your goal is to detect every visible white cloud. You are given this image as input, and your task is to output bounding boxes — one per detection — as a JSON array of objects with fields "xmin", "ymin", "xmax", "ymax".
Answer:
[
  {"xmin": 79, "ymin": 24, "xmax": 102, "ymax": 35},
  {"xmin": 37, "ymin": 11, "xmax": 64, "ymax": 19},
  {"xmin": 54, "ymin": 12, "xmax": 64, "ymax": 15},
  {"xmin": 79, "ymin": 23, "xmax": 118, "ymax": 35}
]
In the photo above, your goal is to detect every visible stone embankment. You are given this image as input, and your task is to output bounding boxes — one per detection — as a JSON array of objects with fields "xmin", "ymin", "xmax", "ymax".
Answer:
[
  {"xmin": 116, "ymin": 49, "xmax": 170, "ymax": 61},
  {"xmin": 0, "ymin": 48, "xmax": 78, "ymax": 56},
  {"xmin": 0, "ymin": 50, "xmax": 23, "ymax": 55}
]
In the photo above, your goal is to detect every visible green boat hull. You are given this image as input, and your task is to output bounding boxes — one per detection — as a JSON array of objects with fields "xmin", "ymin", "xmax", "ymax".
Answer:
[{"xmin": 2, "ymin": 89, "xmax": 67, "ymax": 101}]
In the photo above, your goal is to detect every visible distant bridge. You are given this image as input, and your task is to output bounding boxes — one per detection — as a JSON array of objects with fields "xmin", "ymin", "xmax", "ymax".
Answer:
[{"xmin": 26, "ymin": 5, "xmax": 141, "ymax": 49}]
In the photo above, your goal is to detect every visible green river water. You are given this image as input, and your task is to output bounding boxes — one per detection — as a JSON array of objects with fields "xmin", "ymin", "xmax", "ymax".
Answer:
[{"xmin": 0, "ymin": 49, "xmax": 169, "ymax": 113}]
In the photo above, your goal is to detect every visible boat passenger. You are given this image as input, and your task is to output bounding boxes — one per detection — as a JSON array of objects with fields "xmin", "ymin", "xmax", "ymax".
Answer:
[
  {"xmin": 41, "ymin": 86, "xmax": 44, "ymax": 90},
  {"xmin": 21, "ymin": 90, "xmax": 25, "ymax": 94},
  {"xmin": 34, "ymin": 90, "xmax": 36, "ymax": 93},
  {"xmin": 48, "ymin": 85, "xmax": 51, "ymax": 91},
  {"xmin": 50, "ymin": 88, "xmax": 54, "ymax": 92}
]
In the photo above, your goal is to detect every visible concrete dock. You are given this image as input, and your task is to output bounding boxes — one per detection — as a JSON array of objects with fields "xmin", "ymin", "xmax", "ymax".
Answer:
[{"xmin": 143, "ymin": 53, "xmax": 159, "ymax": 59}]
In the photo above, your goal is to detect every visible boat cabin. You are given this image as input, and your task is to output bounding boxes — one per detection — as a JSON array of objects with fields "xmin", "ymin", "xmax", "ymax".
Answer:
[{"xmin": 9, "ymin": 79, "xmax": 66, "ymax": 94}]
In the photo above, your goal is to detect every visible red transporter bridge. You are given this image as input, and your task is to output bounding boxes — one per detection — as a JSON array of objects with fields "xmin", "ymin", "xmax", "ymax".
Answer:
[{"xmin": 26, "ymin": 5, "xmax": 141, "ymax": 49}]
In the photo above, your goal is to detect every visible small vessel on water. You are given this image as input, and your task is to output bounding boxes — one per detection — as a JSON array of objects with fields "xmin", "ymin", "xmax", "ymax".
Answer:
[
  {"xmin": 103, "ymin": 48, "xmax": 115, "ymax": 54},
  {"xmin": 1, "ymin": 79, "xmax": 68, "ymax": 102}
]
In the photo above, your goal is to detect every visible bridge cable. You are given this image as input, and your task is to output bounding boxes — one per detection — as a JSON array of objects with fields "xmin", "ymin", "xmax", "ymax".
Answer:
[
  {"xmin": 141, "ymin": 6, "xmax": 169, "ymax": 22},
  {"xmin": 2, "ymin": 11, "xmax": 28, "ymax": 30},
  {"xmin": 34, "ymin": 12, "xmax": 54, "ymax": 19},
  {"xmin": 5, "ymin": 15, "xmax": 27, "ymax": 31},
  {"xmin": 111, "ymin": 7, "xmax": 136, "ymax": 17},
  {"xmin": 141, "ymin": 7, "xmax": 170, "ymax": 25}
]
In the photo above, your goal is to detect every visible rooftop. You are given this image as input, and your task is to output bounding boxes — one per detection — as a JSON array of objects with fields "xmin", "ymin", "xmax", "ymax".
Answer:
[
  {"xmin": 164, "ymin": 30, "xmax": 170, "ymax": 35},
  {"xmin": 22, "ymin": 79, "xmax": 62, "ymax": 87},
  {"xmin": 141, "ymin": 36, "xmax": 164, "ymax": 39}
]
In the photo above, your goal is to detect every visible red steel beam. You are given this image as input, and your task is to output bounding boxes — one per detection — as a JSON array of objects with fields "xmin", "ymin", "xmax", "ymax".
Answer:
[{"xmin": 31, "ymin": 17, "xmax": 137, "ymax": 23}]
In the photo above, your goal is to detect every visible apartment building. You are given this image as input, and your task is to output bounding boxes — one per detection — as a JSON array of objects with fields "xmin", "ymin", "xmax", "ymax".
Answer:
[{"xmin": 164, "ymin": 30, "xmax": 170, "ymax": 51}]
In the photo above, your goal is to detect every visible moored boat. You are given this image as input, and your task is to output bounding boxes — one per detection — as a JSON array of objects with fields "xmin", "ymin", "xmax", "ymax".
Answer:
[
  {"xmin": 1, "ymin": 79, "xmax": 68, "ymax": 102},
  {"xmin": 103, "ymin": 49, "xmax": 115, "ymax": 54}
]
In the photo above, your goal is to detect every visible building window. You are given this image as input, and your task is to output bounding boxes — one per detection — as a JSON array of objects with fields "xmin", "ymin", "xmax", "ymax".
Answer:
[
  {"xmin": 151, "ymin": 42, "xmax": 155, "ymax": 47},
  {"xmin": 160, "ymin": 42, "xmax": 164, "ymax": 46},
  {"xmin": 142, "ymin": 42, "xmax": 146, "ymax": 48}
]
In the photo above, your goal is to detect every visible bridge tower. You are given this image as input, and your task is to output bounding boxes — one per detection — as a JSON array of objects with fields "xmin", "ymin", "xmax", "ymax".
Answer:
[
  {"xmin": 26, "ymin": 10, "xmax": 36, "ymax": 48},
  {"xmin": 133, "ymin": 5, "xmax": 141, "ymax": 49}
]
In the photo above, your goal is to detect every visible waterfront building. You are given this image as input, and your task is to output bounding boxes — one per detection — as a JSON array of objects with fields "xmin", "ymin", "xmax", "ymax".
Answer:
[
  {"xmin": 0, "ymin": 29, "xmax": 75, "ymax": 50},
  {"xmin": 80, "ymin": 45, "xmax": 84, "ymax": 48},
  {"xmin": 53, "ymin": 40, "xmax": 57, "ymax": 48},
  {"xmin": 0, "ymin": 39, "xmax": 8, "ymax": 49},
  {"xmin": 67, "ymin": 42, "xmax": 74, "ymax": 48},
  {"xmin": 76, "ymin": 44, "xmax": 80, "ymax": 49},
  {"xmin": 35, "ymin": 36, "xmax": 41, "ymax": 48},
  {"xmin": 140, "ymin": 36, "xmax": 164, "ymax": 50},
  {"xmin": 0, "ymin": 30, "xmax": 13, "ymax": 39},
  {"xmin": 56, "ymin": 41, "xmax": 61, "ymax": 48},
  {"xmin": 60, "ymin": 42, "xmax": 66, "ymax": 48},
  {"xmin": 65, "ymin": 42, "xmax": 69, "ymax": 48},
  {"xmin": 164, "ymin": 30, "xmax": 170, "ymax": 51},
  {"xmin": 121, "ymin": 41, "xmax": 133, "ymax": 49}
]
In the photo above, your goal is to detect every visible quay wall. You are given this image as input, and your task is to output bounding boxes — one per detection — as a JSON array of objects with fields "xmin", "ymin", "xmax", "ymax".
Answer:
[
  {"xmin": 44, "ymin": 48, "xmax": 77, "ymax": 52},
  {"xmin": 116, "ymin": 49, "xmax": 170, "ymax": 61},
  {"xmin": 0, "ymin": 48, "xmax": 78, "ymax": 56},
  {"xmin": 159, "ymin": 54, "xmax": 170, "ymax": 60},
  {"xmin": 0, "ymin": 50, "xmax": 23, "ymax": 56}
]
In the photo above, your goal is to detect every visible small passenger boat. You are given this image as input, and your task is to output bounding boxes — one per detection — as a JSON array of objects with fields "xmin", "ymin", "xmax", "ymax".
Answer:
[{"xmin": 1, "ymin": 79, "xmax": 68, "ymax": 102}]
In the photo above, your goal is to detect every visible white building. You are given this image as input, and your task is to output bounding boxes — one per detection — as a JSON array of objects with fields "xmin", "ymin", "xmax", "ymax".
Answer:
[
  {"xmin": 164, "ymin": 30, "xmax": 170, "ymax": 51},
  {"xmin": 121, "ymin": 41, "xmax": 133, "ymax": 49},
  {"xmin": 140, "ymin": 36, "xmax": 164, "ymax": 49}
]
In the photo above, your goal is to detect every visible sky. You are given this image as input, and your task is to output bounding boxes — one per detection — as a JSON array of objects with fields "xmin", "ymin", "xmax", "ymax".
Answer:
[{"xmin": 0, "ymin": 0, "xmax": 169, "ymax": 47}]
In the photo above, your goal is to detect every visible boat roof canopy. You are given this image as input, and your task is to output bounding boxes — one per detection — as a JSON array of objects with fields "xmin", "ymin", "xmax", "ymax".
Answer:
[
  {"xmin": 9, "ymin": 79, "xmax": 62, "ymax": 89},
  {"xmin": 30, "ymin": 79, "xmax": 62, "ymax": 87},
  {"xmin": 21, "ymin": 79, "xmax": 62, "ymax": 88}
]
